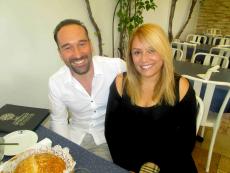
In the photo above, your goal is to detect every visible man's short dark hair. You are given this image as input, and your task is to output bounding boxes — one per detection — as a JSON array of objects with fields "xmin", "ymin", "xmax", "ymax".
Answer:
[{"xmin": 53, "ymin": 19, "xmax": 89, "ymax": 46}]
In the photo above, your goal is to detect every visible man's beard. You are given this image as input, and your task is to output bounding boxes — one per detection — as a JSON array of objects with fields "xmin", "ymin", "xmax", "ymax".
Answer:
[{"xmin": 69, "ymin": 56, "xmax": 91, "ymax": 75}]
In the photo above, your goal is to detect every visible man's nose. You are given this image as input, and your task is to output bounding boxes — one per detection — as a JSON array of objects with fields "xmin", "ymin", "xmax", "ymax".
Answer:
[{"xmin": 72, "ymin": 46, "xmax": 81, "ymax": 57}]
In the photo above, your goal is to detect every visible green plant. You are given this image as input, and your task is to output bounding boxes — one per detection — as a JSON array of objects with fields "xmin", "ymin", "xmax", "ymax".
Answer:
[{"xmin": 113, "ymin": 0, "xmax": 157, "ymax": 58}]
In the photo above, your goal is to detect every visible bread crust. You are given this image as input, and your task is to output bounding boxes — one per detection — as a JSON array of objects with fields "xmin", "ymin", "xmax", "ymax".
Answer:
[{"xmin": 13, "ymin": 153, "xmax": 66, "ymax": 173}]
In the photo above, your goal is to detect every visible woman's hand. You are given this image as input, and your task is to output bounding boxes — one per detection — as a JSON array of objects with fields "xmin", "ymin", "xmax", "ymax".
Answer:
[{"xmin": 139, "ymin": 162, "xmax": 160, "ymax": 173}]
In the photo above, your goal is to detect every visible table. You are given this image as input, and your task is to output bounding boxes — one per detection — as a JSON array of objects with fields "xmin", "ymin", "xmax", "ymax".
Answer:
[
  {"xmin": 1, "ymin": 126, "xmax": 128, "ymax": 173},
  {"xmin": 174, "ymin": 60, "xmax": 230, "ymax": 112}
]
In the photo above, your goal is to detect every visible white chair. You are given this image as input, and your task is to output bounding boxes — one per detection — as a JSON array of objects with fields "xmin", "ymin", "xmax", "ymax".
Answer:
[
  {"xmin": 217, "ymin": 44, "xmax": 230, "ymax": 49},
  {"xmin": 182, "ymin": 74, "xmax": 230, "ymax": 172},
  {"xmin": 186, "ymin": 34, "xmax": 207, "ymax": 45},
  {"xmin": 220, "ymin": 38, "xmax": 230, "ymax": 45},
  {"xmin": 212, "ymin": 37, "xmax": 230, "ymax": 46},
  {"xmin": 210, "ymin": 47, "xmax": 230, "ymax": 68},
  {"xmin": 172, "ymin": 38, "xmax": 181, "ymax": 43},
  {"xmin": 172, "ymin": 48, "xmax": 183, "ymax": 61},
  {"xmin": 186, "ymin": 34, "xmax": 197, "ymax": 43},
  {"xmin": 196, "ymin": 95, "xmax": 204, "ymax": 134},
  {"xmin": 172, "ymin": 42, "xmax": 197, "ymax": 61},
  {"xmin": 210, "ymin": 47, "xmax": 230, "ymax": 57},
  {"xmin": 206, "ymin": 28, "xmax": 222, "ymax": 36},
  {"xmin": 191, "ymin": 52, "xmax": 229, "ymax": 69}
]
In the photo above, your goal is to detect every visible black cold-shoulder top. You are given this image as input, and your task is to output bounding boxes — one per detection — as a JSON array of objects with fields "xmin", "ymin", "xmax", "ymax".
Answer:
[{"xmin": 105, "ymin": 73, "xmax": 197, "ymax": 173}]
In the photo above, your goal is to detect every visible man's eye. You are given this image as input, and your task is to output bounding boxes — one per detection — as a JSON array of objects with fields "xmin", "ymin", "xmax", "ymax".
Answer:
[
  {"xmin": 64, "ymin": 46, "xmax": 71, "ymax": 50},
  {"xmin": 79, "ymin": 42, "xmax": 86, "ymax": 47},
  {"xmin": 78, "ymin": 40, "xmax": 88, "ymax": 48}
]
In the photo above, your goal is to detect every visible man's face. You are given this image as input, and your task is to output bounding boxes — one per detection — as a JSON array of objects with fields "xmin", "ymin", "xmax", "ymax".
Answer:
[{"xmin": 57, "ymin": 24, "xmax": 93, "ymax": 75}]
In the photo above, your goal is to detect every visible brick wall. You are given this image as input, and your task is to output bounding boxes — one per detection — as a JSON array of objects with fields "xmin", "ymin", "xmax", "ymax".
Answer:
[{"xmin": 196, "ymin": 0, "xmax": 230, "ymax": 35}]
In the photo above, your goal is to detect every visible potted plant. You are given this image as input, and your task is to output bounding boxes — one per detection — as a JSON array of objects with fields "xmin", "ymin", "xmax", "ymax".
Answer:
[{"xmin": 112, "ymin": 0, "xmax": 157, "ymax": 59}]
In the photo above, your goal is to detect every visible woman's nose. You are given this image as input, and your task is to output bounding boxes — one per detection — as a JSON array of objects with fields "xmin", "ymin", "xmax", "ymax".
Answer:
[{"xmin": 140, "ymin": 52, "xmax": 149, "ymax": 62}]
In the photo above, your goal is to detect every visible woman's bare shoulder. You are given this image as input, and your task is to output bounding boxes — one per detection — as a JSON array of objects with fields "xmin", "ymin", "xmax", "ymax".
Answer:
[
  {"xmin": 179, "ymin": 76, "xmax": 189, "ymax": 101},
  {"xmin": 115, "ymin": 73, "xmax": 125, "ymax": 96}
]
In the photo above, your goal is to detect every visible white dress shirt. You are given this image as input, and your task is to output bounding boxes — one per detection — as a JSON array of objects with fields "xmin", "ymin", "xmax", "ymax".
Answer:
[{"xmin": 48, "ymin": 56, "xmax": 126, "ymax": 145}]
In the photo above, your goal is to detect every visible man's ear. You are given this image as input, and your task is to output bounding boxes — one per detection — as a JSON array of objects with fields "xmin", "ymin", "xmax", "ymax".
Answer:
[
  {"xmin": 58, "ymin": 48, "xmax": 63, "ymax": 60},
  {"xmin": 89, "ymin": 39, "xmax": 93, "ymax": 52}
]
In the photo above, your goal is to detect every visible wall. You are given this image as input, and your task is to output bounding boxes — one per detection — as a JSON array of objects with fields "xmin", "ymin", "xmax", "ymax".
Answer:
[
  {"xmin": 196, "ymin": 0, "xmax": 230, "ymax": 35},
  {"xmin": 144, "ymin": 0, "xmax": 200, "ymax": 41},
  {"xmin": 0, "ymin": 0, "xmax": 199, "ymax": 108}
]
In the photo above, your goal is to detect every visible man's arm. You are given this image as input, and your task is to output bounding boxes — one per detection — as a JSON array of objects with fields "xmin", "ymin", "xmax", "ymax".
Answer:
[{"xmin": 48, "ymin": 81, "xmax": 69, "ymax": 139}]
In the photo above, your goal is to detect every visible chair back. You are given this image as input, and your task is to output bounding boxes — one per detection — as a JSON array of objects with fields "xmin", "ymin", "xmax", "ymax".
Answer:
[
  {"xmin": 172, "ymin": 48, "xmax": 183, "ymax": 61},
  {"xmin": 210, "ymin": 47, "xmax": 230, "ymax": 68},
  {"xmin": 186, "ymin": 34, "xmax": 196, "ymax": 42},
  {"xmin": 212, "ymin": 37, "xmax": 230, "ymax": 46},
  {"xmin": 195, "ymin": 95, "xmax": 204, "ymax": 134},
  {"xmin": 182, "ymin": 74, "xmax": 230, "ymax": 172},
  {"xmin": 191, "ymin": 52, "xmax": 229, "ymax": 69},
  {"xmin": 186, "ymin": 34, "xmax": 207, "ymax": 45},
  {"xmin": 210, "ymin": 47, "xmax": 230, "ymax": 57},
  {"xmin": 172, "ymin": 42, "xmax": 196, "ymax": 61},
  {"xmin": 206, "ymin": 28, "xmax": 222, "ymax": 36}
]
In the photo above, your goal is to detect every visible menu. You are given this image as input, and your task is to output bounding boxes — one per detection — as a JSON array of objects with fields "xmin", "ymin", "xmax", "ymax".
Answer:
[{"xmin": 0, "ymin": 104, "xmax": 50, "ymax": 133}]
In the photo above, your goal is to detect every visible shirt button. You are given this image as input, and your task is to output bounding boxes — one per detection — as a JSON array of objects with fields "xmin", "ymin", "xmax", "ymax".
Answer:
[
  {"xmin": 91, "ymin": 100, "xmax": 93, "ymax": 103},
  {"xmin": 94, "ymin": 110, "xmax": 96, "ymax": 113}
]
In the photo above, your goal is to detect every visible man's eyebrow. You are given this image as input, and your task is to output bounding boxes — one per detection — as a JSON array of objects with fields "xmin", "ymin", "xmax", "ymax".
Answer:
[
  {"xmin": 59, "ymin": 39, "xmax": 89, "ymax": 49},
  {"xmin": 79, "ymin": 39, "xmax": 89, "ymax": 43},
  {"xmin": 60, "ymin": 43, "xmax": 70, "ymax": 49}
]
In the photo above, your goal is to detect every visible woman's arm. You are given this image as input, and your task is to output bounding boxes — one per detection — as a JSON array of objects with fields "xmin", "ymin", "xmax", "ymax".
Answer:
[{"xmin": 177, "ymin": 77, "xmax": 197, "ymax": 154}]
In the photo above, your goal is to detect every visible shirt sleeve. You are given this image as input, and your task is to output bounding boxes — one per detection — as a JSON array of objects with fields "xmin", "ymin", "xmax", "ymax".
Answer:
[
  {"xmin": 48, "ymin": 80, "xmax": 70, "ymax": 139},
  {"xmin": 115, "ymin": 58, "xmax": 127, "ymax": 73}
]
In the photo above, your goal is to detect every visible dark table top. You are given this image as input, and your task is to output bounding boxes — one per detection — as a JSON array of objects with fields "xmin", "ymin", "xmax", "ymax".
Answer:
[
  {"xmin": 174, "ymin": 60, "xmax": 230, "ymax": 83},
  {"xmin": 1, "ymin": 126, "xmax": 128, "ymax": 173},
  {"xmin": 174, "ymin": 60, "xmax": 230, "ymax": 113}
]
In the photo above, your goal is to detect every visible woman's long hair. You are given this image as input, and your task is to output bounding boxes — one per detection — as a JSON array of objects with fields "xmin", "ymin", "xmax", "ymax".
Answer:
[{"xmin": 125, "ymin": 23, "xmax": 176, "ymax": 106}]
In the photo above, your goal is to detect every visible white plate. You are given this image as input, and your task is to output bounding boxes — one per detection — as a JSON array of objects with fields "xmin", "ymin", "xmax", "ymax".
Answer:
[{"xmin": 3, "ymin": 130, "xmax": 38, "ymax": 156}]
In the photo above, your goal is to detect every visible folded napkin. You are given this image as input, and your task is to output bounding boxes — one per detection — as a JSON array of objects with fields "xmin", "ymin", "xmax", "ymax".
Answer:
[
  {"xmin": 30, "ymin": 138, "xmax": 52, "ymax": 149},
  {"xmin": 197, "ymin": 65, "xmax": 220, "ymax": 80}
]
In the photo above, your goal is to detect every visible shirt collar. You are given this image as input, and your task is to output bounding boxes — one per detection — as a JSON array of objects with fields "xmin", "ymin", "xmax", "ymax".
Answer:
[{"xmin": 92, "ymin": 56, "xmax": 103, "ymax": 76}]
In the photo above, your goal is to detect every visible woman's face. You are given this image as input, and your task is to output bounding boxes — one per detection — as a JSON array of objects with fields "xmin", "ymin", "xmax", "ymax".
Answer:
[{"xmin": 131, "ymin": 36, "xmax": 164, "ymax": 79}]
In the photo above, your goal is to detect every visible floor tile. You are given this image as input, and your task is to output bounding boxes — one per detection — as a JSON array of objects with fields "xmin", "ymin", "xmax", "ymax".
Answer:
[
  {"xmin": 218, "ymin": 155, "xmax": 230, "ymax": 172},
  {"xmin": 193, "ymin": 113, "xmax": 230, "ymax": 172}
]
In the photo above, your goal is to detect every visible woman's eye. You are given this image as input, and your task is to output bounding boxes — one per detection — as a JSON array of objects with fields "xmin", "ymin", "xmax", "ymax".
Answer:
[
  {"xmin": 147, "ymin": 48, "xmax": 155, "ymax": 54},
  {"xmin": 132, "ymin": 51, "xmax": 141, "ymax": 56}
]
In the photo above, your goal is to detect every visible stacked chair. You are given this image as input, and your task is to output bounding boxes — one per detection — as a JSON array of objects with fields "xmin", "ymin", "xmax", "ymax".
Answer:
[
  {"xmin": 172, "ymin": 42, "xmax": 197, "ymax": 61},
  {"xmin": 191, "ymin": 52, "xmax": 229, "ymax": 69}
]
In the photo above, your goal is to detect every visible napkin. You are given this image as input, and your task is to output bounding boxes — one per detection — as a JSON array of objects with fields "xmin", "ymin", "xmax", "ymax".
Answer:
[
  {"xmin": 197, "ymin": 65, "xmax": 220, "ymax": 80},
  {"xmin": 29, "ymin": 138, "xmax": 52, "ymax": 149}
]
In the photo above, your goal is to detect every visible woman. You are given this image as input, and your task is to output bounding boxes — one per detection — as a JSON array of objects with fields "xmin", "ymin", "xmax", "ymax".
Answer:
[{"xmin": 105, "ymin": 23, "xmax": 197, "ymax": 173}]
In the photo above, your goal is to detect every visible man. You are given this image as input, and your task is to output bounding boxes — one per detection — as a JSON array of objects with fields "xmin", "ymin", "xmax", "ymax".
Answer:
[{"xmin": 49, "ymin": 19, "xmax": 126, "ymax": 161}]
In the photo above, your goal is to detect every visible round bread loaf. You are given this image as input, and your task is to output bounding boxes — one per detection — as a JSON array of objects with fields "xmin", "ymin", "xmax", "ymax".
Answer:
[{"xmin": 13, "ymin": 153, "xmax": 66, "ymax": 173}]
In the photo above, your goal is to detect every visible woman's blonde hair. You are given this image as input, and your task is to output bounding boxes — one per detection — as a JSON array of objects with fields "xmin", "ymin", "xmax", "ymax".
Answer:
[{"xmin": 125, "ymin": 23, "xmax": 176, "ymax": 106}]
